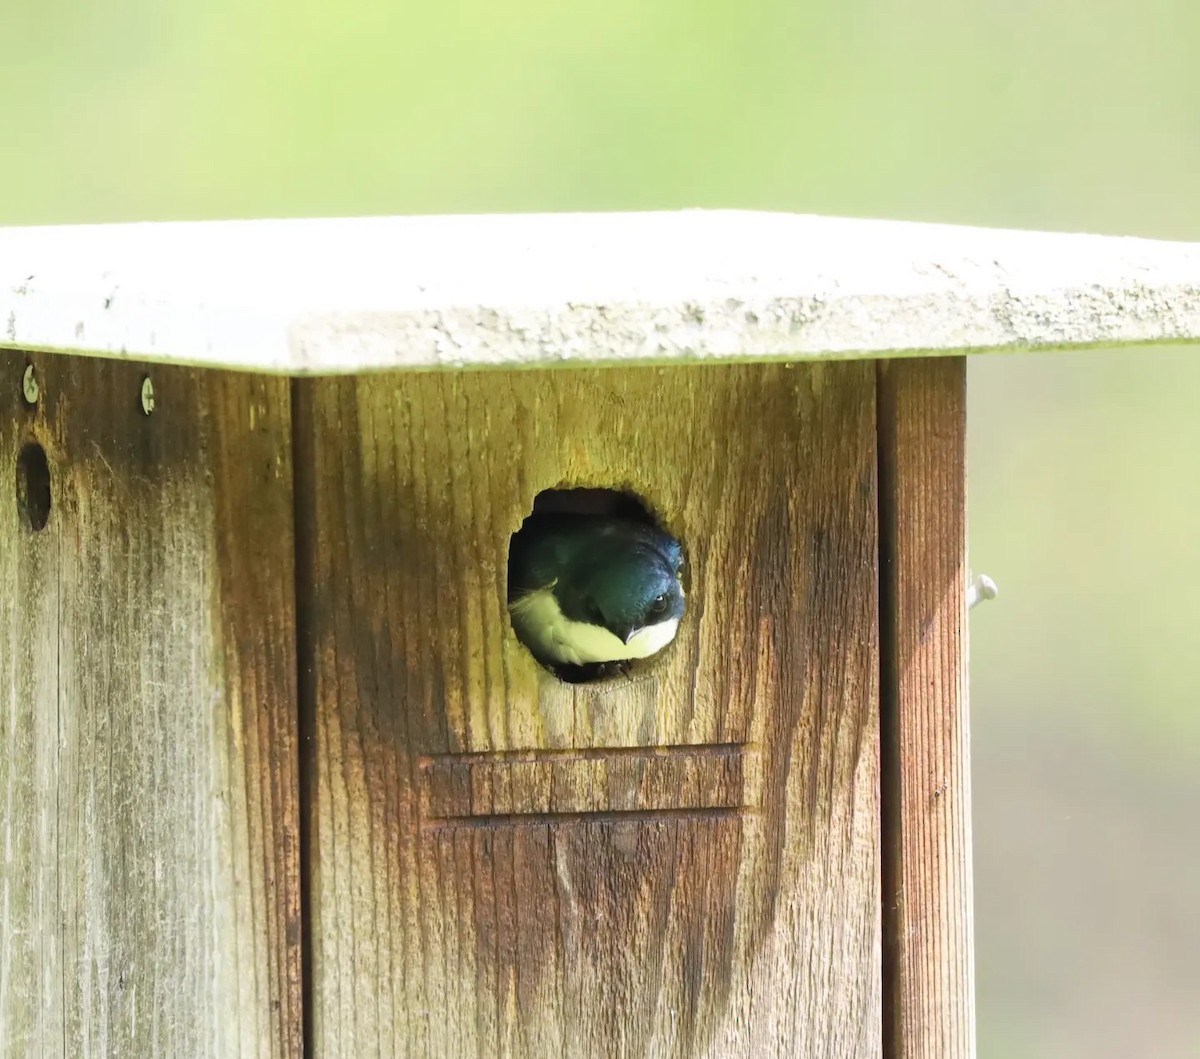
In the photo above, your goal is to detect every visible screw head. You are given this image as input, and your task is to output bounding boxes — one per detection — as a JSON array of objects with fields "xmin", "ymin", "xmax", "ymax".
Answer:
[
  {"xmin": 140, "ymin": 376, "xmax": 155, "ymax": 416},
  {"xmin": 21, "ymin": 364, "xmax": 38, "ymax": 405}
]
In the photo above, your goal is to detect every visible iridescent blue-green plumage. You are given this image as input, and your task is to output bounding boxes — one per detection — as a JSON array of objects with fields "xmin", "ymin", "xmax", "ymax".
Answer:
[{"xmin": 507, "ymin": 514, "xmax": 686, "ymax": 670}]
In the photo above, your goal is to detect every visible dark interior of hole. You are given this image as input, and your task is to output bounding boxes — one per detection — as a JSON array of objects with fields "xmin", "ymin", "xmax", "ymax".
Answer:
[
  {"xmin": 509, "ymin": 488, "xmax": 677, "ymax": 684},
  {"xmin": 529, "ymin": 487, "xmax": 658, "ymax": 523},
  {"xmin": 16, "ymin": 441, "xmax": 51, "ymax": 532}
]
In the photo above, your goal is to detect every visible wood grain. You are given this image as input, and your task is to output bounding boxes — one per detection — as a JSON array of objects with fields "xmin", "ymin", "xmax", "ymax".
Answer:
[
  {"xmin": 878, "ymin": 357, "xmax": 975, "ymax": 1059},
  {"xmin": 0, "ymin": 350, "xmax": 302, "ymax": 1058},
  {"xmin": 297, "ymin": 362, "xmax": 881, "ymax": 1057},
  {"xmin": 419, "ymin": 744, "xmax": 752, "ymax": 820}
]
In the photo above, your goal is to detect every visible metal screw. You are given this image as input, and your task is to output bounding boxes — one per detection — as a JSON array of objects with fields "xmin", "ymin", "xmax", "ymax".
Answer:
[
  {"xmin": 967, "ymin": 573, "xmax": 998, "ymax": 610},
  {"xmin": 140, "ymin": 376, "xmax": 155, "ymax": 416},
  {"xmin": 21, "ymin": 364, "xmax": 38, "ymax": 405}
]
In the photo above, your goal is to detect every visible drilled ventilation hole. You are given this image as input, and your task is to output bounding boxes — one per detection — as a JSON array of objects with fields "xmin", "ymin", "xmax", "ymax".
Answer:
[{"xmin": 16, "ymin": 441, "xmax": 51, "ymax": 532}]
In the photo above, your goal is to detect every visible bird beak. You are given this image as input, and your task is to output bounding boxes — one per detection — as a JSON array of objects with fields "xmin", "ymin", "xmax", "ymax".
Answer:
[{"xmin": 622, "ymin": 626, "xmax": 643, "ymax": 645}]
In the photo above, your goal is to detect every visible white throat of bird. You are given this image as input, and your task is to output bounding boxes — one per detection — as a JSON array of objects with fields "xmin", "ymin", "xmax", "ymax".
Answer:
[{"xmin": 509, "ymin": 588, "xmax": 681, "ymax": 666}]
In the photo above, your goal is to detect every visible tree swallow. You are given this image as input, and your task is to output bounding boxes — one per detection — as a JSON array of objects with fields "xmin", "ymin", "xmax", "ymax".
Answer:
[{"xmin": 507, "ymin": 513, "xmax": 686, "ymax": 674}]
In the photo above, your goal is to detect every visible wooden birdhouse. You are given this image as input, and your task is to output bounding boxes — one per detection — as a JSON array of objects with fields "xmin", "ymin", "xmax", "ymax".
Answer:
[{"xmin": 3, "ymin": 211, "xmax": 1199, "ymax": 1058}]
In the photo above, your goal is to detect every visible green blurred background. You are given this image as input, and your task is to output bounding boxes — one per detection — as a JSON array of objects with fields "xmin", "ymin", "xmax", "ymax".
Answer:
[{"xmin": 3, "ymin": 0, "xmax": 1197, "ymax": 1054}]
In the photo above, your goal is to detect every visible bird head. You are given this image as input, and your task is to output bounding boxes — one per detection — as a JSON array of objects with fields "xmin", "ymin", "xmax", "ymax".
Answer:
[{"xmin": 556, "ymin": 522, "xmax": 686, "ymax": 647}]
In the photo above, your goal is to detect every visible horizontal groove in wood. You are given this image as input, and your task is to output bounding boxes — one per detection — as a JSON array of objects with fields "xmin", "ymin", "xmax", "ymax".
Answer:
[
  {"xmin": 422, "ymin": 807, "xmax": 756, "ymax": 830},
  {"xmin": 417, "ymin": 741, "xmax": 755, "ymax": 766},
  {"xmin": 421, "ymin": 744, "xmax": 757, "ymax": 818}
]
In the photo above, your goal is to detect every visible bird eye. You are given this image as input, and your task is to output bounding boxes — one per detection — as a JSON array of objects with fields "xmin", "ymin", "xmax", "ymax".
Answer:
[{"xmin": 648, "ymin": 594, "xmax": 667, "ymax": 616}]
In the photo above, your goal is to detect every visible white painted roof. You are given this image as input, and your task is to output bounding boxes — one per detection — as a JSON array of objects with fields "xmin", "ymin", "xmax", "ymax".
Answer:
[{"xmin": 1, "ymin": 210, "xmax": 1198, "ymax": 374}]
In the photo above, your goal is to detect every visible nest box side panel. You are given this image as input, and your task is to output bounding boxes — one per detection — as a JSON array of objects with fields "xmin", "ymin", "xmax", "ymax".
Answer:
[
  {"xmin": 0, "ymin": 351, "xmax": 302, "ymax": 1058},
  {"xmin": 878, "ymin": 357, "xmax": 974, "ymax": 1059},
  {"xmin": 297, "ymin": 362, "xmax": 880, "ymax": 1058}
]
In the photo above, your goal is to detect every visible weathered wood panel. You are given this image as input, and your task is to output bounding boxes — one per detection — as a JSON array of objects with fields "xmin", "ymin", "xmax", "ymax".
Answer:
[
  {"xmin": 5, "ymin": 213, "xmax": 1200, "ymax": 374},
  {"xmin": 878, "ymin": 357, "xmax": 975, "ymax": 1059},
  {"xmin": 298, "ymin": 362, "xmax": 880, "ymax": 1057},
  {"xmin": 0, "ymin": 351, "xmax": 302, "ymax": 1058}
]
